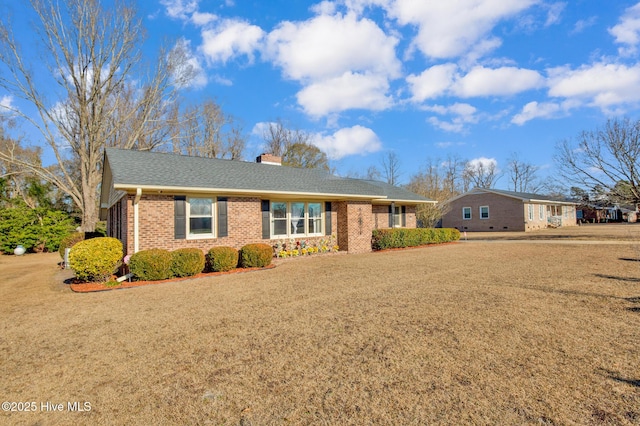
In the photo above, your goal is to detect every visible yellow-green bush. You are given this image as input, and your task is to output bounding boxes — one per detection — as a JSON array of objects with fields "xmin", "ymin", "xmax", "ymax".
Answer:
[
  {"xmin": 240, "ymin": 243, "xmax": 273, "ymax": 268},
  {"xmin": 171, "ymin": 248, "xmax": 205, "ymax": 277},
  {"xmin": 207, "ymin": 246, "xmax": 238, "ymax": 272},
  {"xmin": 68, "ymin": 237, "xmax": 123, "ymax": 282},
  {"xmin": 129, "ymin": 249, "xmax": 173, "ymax": 281},
  {"xmin": 58, "ymin": 232, "xmax": 84, "ymax": 258},
  {"xmin": 371, "ymin": 228, "xmax": 460, "ymax": 250}
]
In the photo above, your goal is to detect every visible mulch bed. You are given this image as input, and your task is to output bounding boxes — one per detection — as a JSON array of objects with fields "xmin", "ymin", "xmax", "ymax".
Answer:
[{"xmin": 69, "ymin": 264, "xmax": 277, "ymax": 293}]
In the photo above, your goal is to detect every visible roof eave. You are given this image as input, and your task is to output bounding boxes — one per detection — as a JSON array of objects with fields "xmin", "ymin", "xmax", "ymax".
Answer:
[{"xmin": 112, "ymin": 183, "xmax": 384, "ymax": 201}]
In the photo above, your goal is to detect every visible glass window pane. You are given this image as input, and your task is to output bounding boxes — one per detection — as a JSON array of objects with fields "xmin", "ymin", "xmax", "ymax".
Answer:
[
  {"xmin": 272, "ymin": 202, "xmax": 287, "ymax": 219},
  {"xmin": 309, "ymin": 218, "xmax": 322, "ymax": 234},
  {"xmin": 290, "ymin": 202, "xmax": 305, "ymax": 234},
  {"xmin": 190, "ymin": 198, "xmax": 212, "ymax": 216},
  {"xmin": 273, "ymin": 219, "xmax": 287, "ymax": 236},
  {"xmin": 190, "ymin": 217, "xmax": 212, "ymax": 234},
  {"xmin": 308, "ymin": 203, "xmax": 321, "ymax": 219}
]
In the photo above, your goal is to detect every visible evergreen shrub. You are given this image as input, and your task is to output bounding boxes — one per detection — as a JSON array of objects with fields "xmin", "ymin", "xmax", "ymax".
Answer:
[
  {"xmin": 129, "ymin": 249, "xmax": 173, "ymax": 281},
  {"xmin": 59, "ymin": 232, "xmax": 84, "ymax": 258},
  {"xmin": 68, "ymin": 237, "xmax": 123, "ymax": 282},
  {"xmin": 371, "ymin": 228, "xmax": 460, "ymax": 250},
  {"xmin": 240, "ymin": 243, "xmax": 273, "ymax": 268},
  {"xmin": 207, "ymin": 246, "xmax": 239, "ymax": 272},
  {"xmin": 171, "ymin": 248, "xmax": 205, "ymax": 277}
]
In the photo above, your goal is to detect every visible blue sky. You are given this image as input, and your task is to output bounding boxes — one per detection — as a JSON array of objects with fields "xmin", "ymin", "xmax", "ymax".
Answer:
[{"xmin": 5, "ymin": 0, "xmax": 640, "ymax": 189}]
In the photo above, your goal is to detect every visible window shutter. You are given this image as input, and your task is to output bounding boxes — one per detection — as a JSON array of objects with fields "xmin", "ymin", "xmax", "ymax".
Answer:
[
  {"xmin": 174, "ymin": 196, "xmax": 186, "ymax": 239},
  {"xmin": 388, "ymin": 203, "xmax": 394, "ymax": 227},
  {"xmin": 325, "ymin": 202, "xmax": 332, "ymax": 235},
  {"xmin": 261, "ymin": 200, "xmax": 270, "ymax": 239},
  {"xmin": 401, "ymin": 206, "xmax": 406, "ymax": 227},
  {"xmin": 217, "ymin": 197, "xmax": 228, "ymax": 237}
]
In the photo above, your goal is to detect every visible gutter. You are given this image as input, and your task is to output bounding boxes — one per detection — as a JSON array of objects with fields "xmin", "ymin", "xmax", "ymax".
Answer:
[{"xmin": 133, "ymin": 188, "xmax": 142, "ymax": 253}]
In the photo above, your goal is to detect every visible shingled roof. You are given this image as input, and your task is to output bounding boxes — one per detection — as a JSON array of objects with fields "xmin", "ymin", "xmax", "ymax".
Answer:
[
  {"xmin": 101, "ymin": 148, "xmax": 435, "ymax": 207},
  {"xmin": 447, "ymin": 187, "xmax": 577, "ymax": 205}
]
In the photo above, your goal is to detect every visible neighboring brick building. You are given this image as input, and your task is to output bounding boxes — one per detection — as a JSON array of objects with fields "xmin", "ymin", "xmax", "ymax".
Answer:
[
  {"xmin": 99, "ymin": 149, "xmax": 435, "ymax": 255},
  {"xmin": 441, "ymin": 188, "xmax": 578, "ymax": 232}
]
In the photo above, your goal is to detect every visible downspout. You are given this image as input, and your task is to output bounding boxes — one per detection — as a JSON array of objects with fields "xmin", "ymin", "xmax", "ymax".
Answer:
[{"xmin": 133, "ymin": 188, "xmax": 142, "ymax": 253}]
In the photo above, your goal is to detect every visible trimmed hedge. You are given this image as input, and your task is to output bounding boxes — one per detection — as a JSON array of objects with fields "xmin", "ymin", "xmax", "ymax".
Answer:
[
  {"xmin": 207, "ymin": 246, "xmax": 239, "ymax": 272},
  {"xmin": 69, "ymin": 237, "xmax": 123, "ymax": 282},
  {"xmin": 171, "ymin": 248, "xmax": 205, "ymax": 277},
  {"xmin": 129, "ymin": 249, "xmax": 173, "ymax": 281},
  {"xmin": 372, "ymin": 228, "xmax": 460, "ymax": 250},
  {"xmin": 59, "ymin": 232, "xmax": 84, "ymax": 258},
  {"xmin": 240, "ymin": 243, "xmax": 273, "ymax": 268}
]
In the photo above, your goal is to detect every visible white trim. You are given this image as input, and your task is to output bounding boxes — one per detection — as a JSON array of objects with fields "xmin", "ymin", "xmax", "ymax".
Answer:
[
  {"xmin": 133, "ymin": 188, "xmax": 142, "ymax": 253},
  {"xmin": 479, "ymin": 205, "xmax": 489, "ymax": 219},
  {"xmin": 186, "ymin": 196, "xmax": 216, "ymax": 239},
  {"xmin": 270, "ymin": 200, "xmax": 325, "ymax": 239},
  {"xmin": 462, "ymin": 206, "xmax": 472, "ymax": 220},
  {"xmin": 113, "ymin": 183, "xmax": 384, "ymax": 201}
]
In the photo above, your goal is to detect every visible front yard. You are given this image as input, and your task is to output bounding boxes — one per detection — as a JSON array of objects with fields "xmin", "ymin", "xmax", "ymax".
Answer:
[{"xmin": 1, "ymin": 225, "xmax": 639, "ymax": 424}]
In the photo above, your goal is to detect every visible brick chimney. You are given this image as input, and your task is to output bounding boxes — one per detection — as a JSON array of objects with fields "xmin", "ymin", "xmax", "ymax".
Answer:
[{"xmin": 256, "ymin": 153, "xmax": 282, "ymax": 166}]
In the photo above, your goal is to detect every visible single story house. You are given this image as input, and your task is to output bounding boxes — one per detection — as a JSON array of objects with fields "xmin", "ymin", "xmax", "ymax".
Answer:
[
  {"xmin": 441, "ymin": 188, "xmax": 578, "ymax": 232},
  {"xmin": 99, "ymin": 148, "xmax": 436, "ymax": 255}
]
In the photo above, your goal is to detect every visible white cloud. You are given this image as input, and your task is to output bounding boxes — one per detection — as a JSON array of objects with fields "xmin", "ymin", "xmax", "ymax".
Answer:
[
  {"xmin": 511, "ymin": 101, "xmax": 561, "ymax": 125},
  {"xmin": 160, "ymin": 0, "xmax": 198, "ymax": 21},
  {"xmin": 265, "ymin": 12, "xmax": 400, "ymax": 81},
  {"xmin": 200, "ymin": 19, "xmax": 265, "ymax": 64},
  {"xmin": 312, "ymin": 125, "xmax": 382, "ymax": 159},
  {"xmin": 424, "ymin": 103, "xmax": 479, "ymax": 133},
  {"xmin": 609, "ymin": 2, "xmax": 640, "ymax": 56},
  {"xmin": 453, "ymin": 66, "xmax": 544, "ymax": 97},
  {"xmin": 544, "ymin": 2, "xmax": 566, "ymax": 27},
  {"xmin": 467, "ymin": 156, "xmax": 498, "ymax": 171},
  {"xmin": 388, "ymin": 0, "xmax": 537, "ymax": 59},
  {"xmin": 547, "ymin": 62, "xmax": 640, "ymax": 110},
  {"xmin": 191, "ymin": 11, "xmax": 217, "ymax": 26},
  {"xmin": 407, "ymin": 65, "xmax": 542, "ymax": 102},
  {"xmin": 0, "ymin": 95, "xmax": 15, "ymax": 112},
  {"xmin": 171, "ymin": 39, "xmax": 208, "ymax": 88},
  {"xmin": 572, "ymin": 16, "xmax": 597, "ymax": 35},
  {"xmin": 296, "ymin": 72, "xmax": 392, "ymax": 117},
  {"xmin": 406, "ymin": 64, "xmax": 457, "ymax": 102}
]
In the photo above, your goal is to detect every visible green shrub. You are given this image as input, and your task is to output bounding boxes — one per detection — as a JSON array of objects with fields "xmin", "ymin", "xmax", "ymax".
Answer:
[
  {"xmin": 371, "ymin": 228, "xmax": 460, "ymax": 250},
  {"xmin": 129, "ymin": 249, "xmax": 173, "ymax": 281},
  {"xmin": 0, "ymin": 205, "xmax": 76, "ymax": 254},
  {"xmin": 171, "ymin": 248, "xmax": 205, "ymax": 277},
  {"xmin": 68, "ymin": 237, "xmax": 123, "ymax": 282},
  {"xmin": 207, "ymin": 246, "xmax": 239, "ymax": 272},
  {"xmin": 59, "ymin": 232, "xmax": 84, "ymax": 258},
  {"xmin": 240, "ymin": 243, "xmax": 273, "ymax": 268}
]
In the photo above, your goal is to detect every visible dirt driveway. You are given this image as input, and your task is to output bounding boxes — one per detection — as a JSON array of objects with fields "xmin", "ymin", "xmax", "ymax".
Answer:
[{"xmin": 1, "ymin": 224, "xmax": 639, "ymax": 425}]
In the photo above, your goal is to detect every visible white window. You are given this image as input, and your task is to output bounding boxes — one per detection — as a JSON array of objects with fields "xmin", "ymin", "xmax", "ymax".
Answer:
[
  {"xmin": 528, "ymin": 204, "xmax": 534, "ymax": 221},
  {"xmin": 563, "ymin": 206, "xmax": 568, "ymax": 218},
  {"xmin": 463, "ymin": 207, "xmax": 472, "ymax": 220},
  {"xmin": 308, "ymin": 203, "xmax": 323, "ymax": 234},
  {"xmin": 539, "ymin": 204, "xmax": 544, "ymax": 220},
  {"xmin": 271, "ymin": 201, "xmax": 324, "ymax": 238},
  {"xmin": 394, "ymin": 205, "xmax": 402, "ymax": 227},
  {"xmin": 187, "ymin": 197, "xmax": 215, "ymax": 238},
  {"xmin": 479, "ymin": 206, "xmax": 489, "ymax": 219}
]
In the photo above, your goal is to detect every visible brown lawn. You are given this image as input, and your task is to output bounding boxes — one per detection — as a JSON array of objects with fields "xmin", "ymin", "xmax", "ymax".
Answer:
[{"xmin": 1, "ymin": 224, "xmax": 639, "ymax": 425}]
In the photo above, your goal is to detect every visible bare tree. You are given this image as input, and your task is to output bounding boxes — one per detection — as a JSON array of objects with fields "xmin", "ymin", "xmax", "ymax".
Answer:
[
  {"xmin": 407, "ymin": 157, "xmax": 463, "ymax": 227},
  {"xmin": 172, "ymin": 99, "xmax": 246, "ymax": 160},
  {"xmin": 556, "ymin": 117, "xmax": 640, "ymax": 206},
  {"xmin": 506, "ymin": 153, "xmax": 540, "ymax": 193},
  {"xmin": 380, "ymin": 151, "xmax": 402, "ymax": 185},
  {"xmin": 261, "ymin": 119, "xmax": 328, "ymax": 169},
  {"xmin": 0, "ymin": 0, "xmax": 193, "ymax": 231},
  {"xmin": 463, "ymin": 157, "xmax": 500, "ymax": 189}
]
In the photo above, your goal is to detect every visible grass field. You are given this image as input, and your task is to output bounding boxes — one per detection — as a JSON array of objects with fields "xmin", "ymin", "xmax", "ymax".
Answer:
[{"xmin": 1, "ymin": 224, "xmax": 639, "ymax": 424}]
